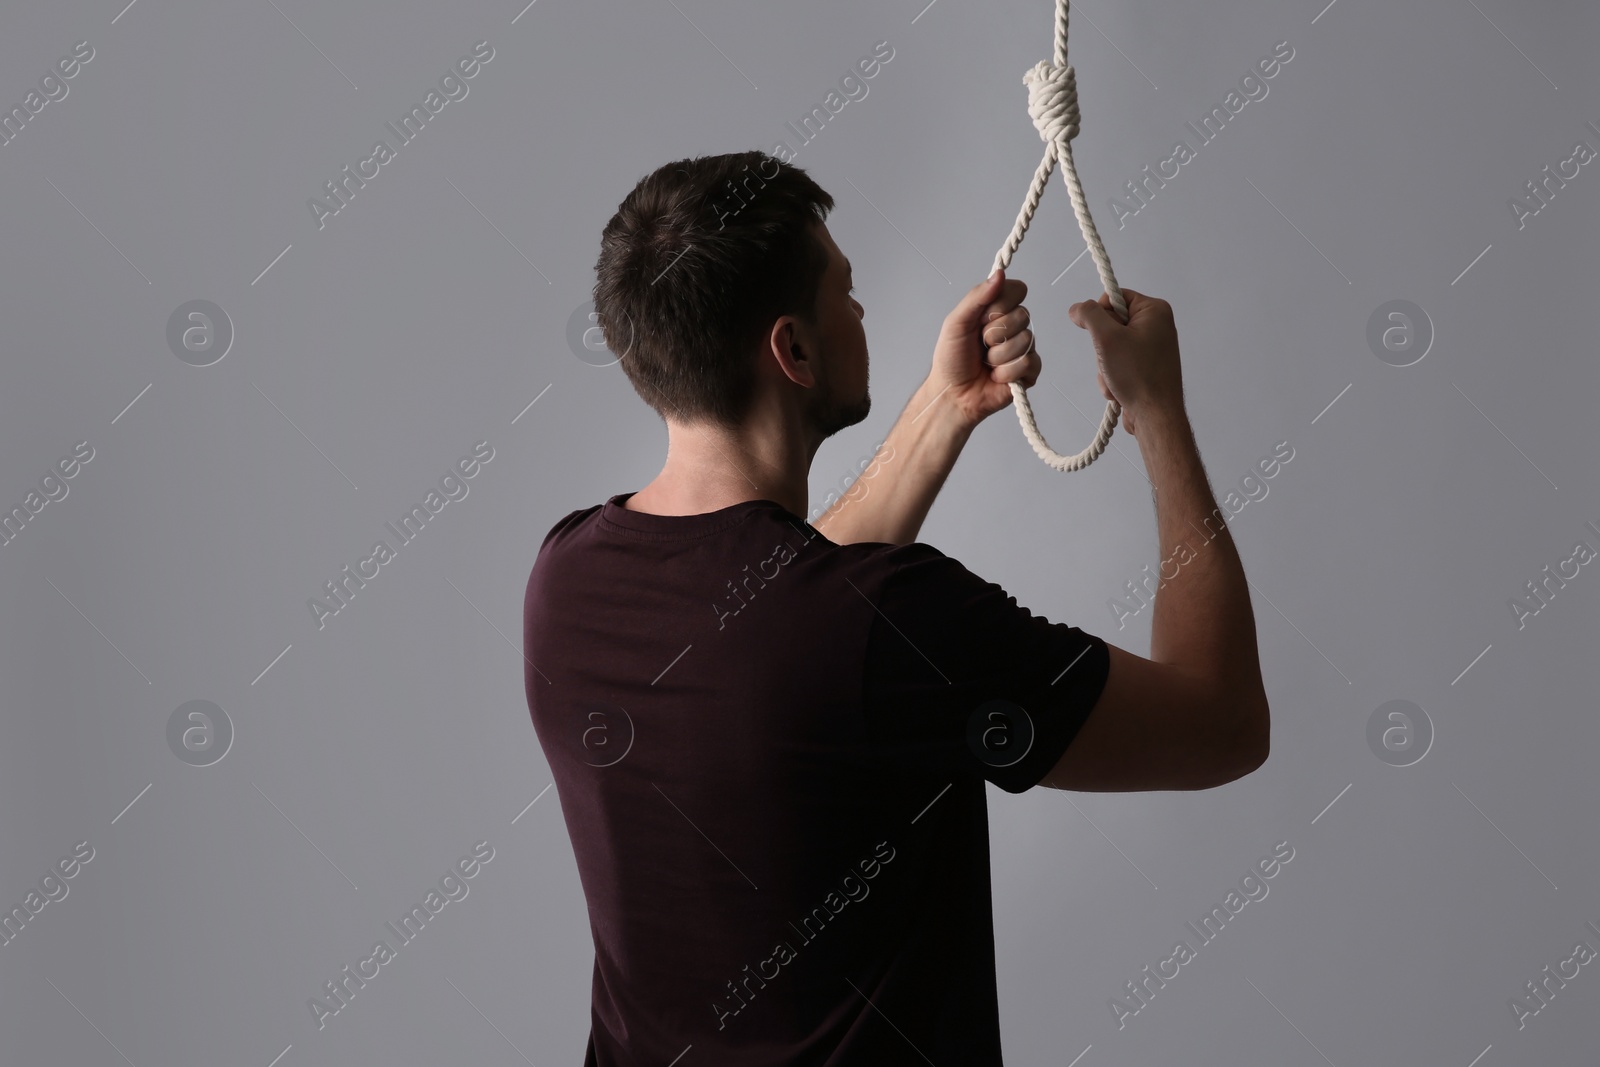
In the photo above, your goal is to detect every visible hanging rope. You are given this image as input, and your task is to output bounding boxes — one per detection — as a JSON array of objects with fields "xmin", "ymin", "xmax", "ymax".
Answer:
[{"xmin": 989, "ymin": 0, "xmax": 1126, "ymax": 472}]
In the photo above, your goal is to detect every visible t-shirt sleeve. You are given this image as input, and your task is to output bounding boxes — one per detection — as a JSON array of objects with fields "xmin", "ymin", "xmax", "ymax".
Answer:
[{"xmin": 859, "ymin": 542, "xmax": 1111, "ymax": 794}]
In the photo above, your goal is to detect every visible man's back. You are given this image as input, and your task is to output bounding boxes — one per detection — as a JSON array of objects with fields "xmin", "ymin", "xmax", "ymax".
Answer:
[{"xmin": 523, "ymin": 493, "xmax": 1111, "ymax": 1065}]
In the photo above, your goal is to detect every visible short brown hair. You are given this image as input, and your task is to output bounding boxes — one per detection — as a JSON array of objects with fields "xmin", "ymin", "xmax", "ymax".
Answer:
[{"xmin": 592, "ymin": 150, "xmax": 835, "ymax": 426}]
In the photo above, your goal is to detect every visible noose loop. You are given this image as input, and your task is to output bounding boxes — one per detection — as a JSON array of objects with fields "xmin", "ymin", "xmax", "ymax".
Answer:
[{"xmin": 990, "ymin": 0, "xmax": 1126, "ymax": 472}]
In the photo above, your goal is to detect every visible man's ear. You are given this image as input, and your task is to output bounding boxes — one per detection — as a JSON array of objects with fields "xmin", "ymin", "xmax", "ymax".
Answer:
[{"xmin": 768, "ymin": 316, "xmax": 816, "ymax": 388}]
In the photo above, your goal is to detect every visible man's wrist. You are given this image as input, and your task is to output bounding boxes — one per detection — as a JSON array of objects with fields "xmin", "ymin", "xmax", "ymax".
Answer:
[
  {"xmin": 893, "ymin": 377, "xmax": 974, "ymax": 499},
  {"xmin": 1131, "ymin": 398, "xmax": 1192, "ymax": 439},
  {"xmin": 912, "ymin": 376, "xmax": 981, "ymax": 439}
]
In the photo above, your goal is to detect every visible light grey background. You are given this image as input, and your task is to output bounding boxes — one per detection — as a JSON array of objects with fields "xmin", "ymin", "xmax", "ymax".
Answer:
[{"xmin": 2, "ymin": 0, "xmax": 1596, "ymax": 1063}]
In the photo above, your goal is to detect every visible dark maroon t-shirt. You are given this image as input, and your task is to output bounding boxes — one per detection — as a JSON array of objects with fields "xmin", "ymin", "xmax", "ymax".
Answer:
[{"xmin": 523, "ymin": 493, "xmax": 1110, "ymax": 1066}]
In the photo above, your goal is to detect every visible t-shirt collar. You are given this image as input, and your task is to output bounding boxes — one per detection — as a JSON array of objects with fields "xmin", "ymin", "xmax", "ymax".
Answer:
[{"xmin": 597, "ymin": 492, "xmax": 798, "ymax": 539}]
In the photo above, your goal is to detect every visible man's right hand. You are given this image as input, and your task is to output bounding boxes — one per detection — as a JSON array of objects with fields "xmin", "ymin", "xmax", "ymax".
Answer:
[{"xmin": 1067, "ymin": 288, "xmax": 1184, "ymax": 437}]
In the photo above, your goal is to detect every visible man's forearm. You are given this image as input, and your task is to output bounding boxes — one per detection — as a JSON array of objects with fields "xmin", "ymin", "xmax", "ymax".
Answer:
[
  {"xmin": 1136, "ymin": 403, "xmax": 1268, "ymax": 709},
  {"xmin": 815, "ymin": 379, "xmax": 975, "ymax": 546}
]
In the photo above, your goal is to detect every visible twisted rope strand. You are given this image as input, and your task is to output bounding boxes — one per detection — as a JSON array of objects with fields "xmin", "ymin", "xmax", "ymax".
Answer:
[{"xmin": 989, "ymin": 0, "xmax": 1126, "ymax": 472}]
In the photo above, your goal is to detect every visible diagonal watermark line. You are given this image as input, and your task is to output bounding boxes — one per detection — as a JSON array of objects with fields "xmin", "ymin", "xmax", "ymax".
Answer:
[
  {"xmin": 908, "ymin": 381, "xmax": 952, "ymax": 424},
  {"xmin": 265, "ymin": 0, "xmax": 358, "ymax": 90},
  {"xmin": 911, "ymin": 0, "xmax": 939, "ymax": 23},
  {"xmin": 1066, "ymin": 1045, "xmax": 1093, "ymax": 1067},
  {"xmin": 1066, "ymin": 797, "xmax": 1158, "ymax": 890},
  {"xmin": 1311, "ymin": 782, "xmax": 1351, "ymax": 825},
  {"xmin": 1310, "ymin": 0, "xmax": 1339, "ymax": 25},
  {"xmin": 251, "ymin": 382, "xmax": 360, "ymax": 490},
  {"xmin": 842, "ymin": 175, "xmax": 951, "ymax": 284},
  {"xmin": 112, "ymin": 782, "xmax": 152, "ymax": 825},
  {"xmin": 445, "ymin": 577, "xmax": 553, "ymax": 685},
  {"xmin": 844, "ymin": 575, "xmax": 950, "ymax": 683},
  {"xmin": 445, "ymin": 176, "xmax": 551, "ymax": 283},
  {"xmin": 1463, "ymin": 0, "xmax": 1557, "ymax": 90},
  {"xmin": 45, "ymin": 977, "xmax": 138, "ymax": 1067},
  {"xmin": 665, "ymin": 1045, "xmax": 694, "ymax": 1067},
  {"xmin": 112, "ymin": 383, "xmax": 152, "ymax": 424},
  {"xmin": 511, "ymin": 0, "xmax": 540, "ymax": 24},
  {"xmin": 1051, "ymin": 643, "xmax": 1091, "ymax": 685},
  {"xmin": 1450, "ymin": 243, "xmax": 1492, "ymax": 286},
  {"xmin": 843, "ymin": 975, "xmax": 938, "ymax": 1065},
  {"xmin": 111, "ymin": 0, "xmax": 141, "ymax": 23},
  {"xmin": 1245, "ymin": 576, "xmax": 1351, "ymax": 684},
  {"xmin": 44, "ymin": 575, "xmax": 151, "ymax": 684},
  {"xmin": 45, "ymin": 176, "xmax": 151, "ymax": 284},
  {"xmin": 911, "ymin": 781, "xmax": 953, "ymax": 824},
  {"xmin": 1465, "ymin": 1043, "xmax": 1493, "ymax": 1067},
  {"xmin": 663, "ymin": 0, "xmax": 757, "ymax": 89},
  {"xmin": 266, "ymin": 1043, "xmax": 294, "ymax": 1067},
  {"xmin": 253, "ymin": 781, "xmax": 360, "ymax": 889},
  {"xmin": 652, "ymin": 780, "xmax": 758, "ymax": 889},
  {"xmin": 512, "ymin": 782, "xmax": 553, "ymax": 824},
  {"xmin": 1311, "ymin": 383, "xmax": 1351, "ymax": 425},
  {"xmin": 1450, "ymin": 643, "xmax": 1491, "ymax": 686},
  {"xmin": 1451, "ymin": 781, "xmax": 1557, "ymax": 889},
  {"xmin": 445, "ymin": 976, "xmax": 539, "ymax": 1065},
  {"xmin": 652, "ymin": 643, "xmax": 693, "ymax": 685},
  {"xmin": 1451, "ymin": 381, "xmax": 1557, "ymax": 489},
  {"xmin": 1242, "ymin": 175, "xmax": 1351, "ymax": 285},
  {"xmin": 1051, "ymin": 244, "xmax": 1092, "ymax": 284},
  {"xmin": 652, "ymin": 246, "xmax": 692, "ymax": 285},
  {"xmin": 252, "ymin": 243, "xmax": 293, "ymax": 285},
  {"xmin": 252, "ymin": 643, "xmax": 293, "ymax": 686},
  {"xmin": 1244, "ymin": 975, "xmax": 1339, "ymax": 1066},
  {"xmin": 1070, "ymin": 0, "xmax": 1158, "ymax": 89},
  {"xmin": 512, "ymin": 383, "xmax": 553, "ymax": 423}
]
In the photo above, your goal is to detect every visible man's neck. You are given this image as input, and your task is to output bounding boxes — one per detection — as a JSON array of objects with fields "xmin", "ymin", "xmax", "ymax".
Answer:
[{"xmin": 626, "ymin": 415, "xmax": 815, "ymax": 518}]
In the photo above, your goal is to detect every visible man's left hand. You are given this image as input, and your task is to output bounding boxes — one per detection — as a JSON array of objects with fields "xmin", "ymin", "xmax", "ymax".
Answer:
[{"xmin": 927, "ymin": 268, "xmax": 1041, "ymax": 428}]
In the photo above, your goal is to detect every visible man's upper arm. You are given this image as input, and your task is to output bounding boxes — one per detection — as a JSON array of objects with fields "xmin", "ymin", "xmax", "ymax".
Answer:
[
  {"xmin": 1037, "ymin": 643, "xmax": 1270, "ymax": 792},
  {"xmin": 858, "ymin": 543, "xmax": 1112, "ymax": 794}
]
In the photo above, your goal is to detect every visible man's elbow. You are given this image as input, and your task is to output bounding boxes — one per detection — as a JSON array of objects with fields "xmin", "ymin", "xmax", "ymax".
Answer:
[
  {"xmin": 1194, "ymin": 696, "xmax": 1270, "ymax": 789},
  {"xmin": 1229, "ymin": 697, "xmax": 1271, "ymax": 778}
]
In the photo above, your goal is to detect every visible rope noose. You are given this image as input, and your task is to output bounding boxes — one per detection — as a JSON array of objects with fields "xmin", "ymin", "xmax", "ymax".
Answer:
[{"xmin": 990, "ymin": 0, "xmax": 1126, "ymax": 472}]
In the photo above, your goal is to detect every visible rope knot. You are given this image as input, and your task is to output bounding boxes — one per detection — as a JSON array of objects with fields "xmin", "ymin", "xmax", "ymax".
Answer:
[{"xmin": 1024, "ymin": 60, "xmax": 1079, "ymax": 144}]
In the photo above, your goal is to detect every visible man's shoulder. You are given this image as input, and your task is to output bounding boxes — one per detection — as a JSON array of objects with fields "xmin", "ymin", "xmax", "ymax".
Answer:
[
  {"xmin": 820, "ymin": 537, "xmax": 950, "ymax": 569},
  {"xmin": 820, "ymin": 537, "xmax": 1044, "ymax": 629},
  {"xmin": 546, "ymin": 501, "xmax": 604, "ymax": 544},
  {"xmin": 805, "ymin": 536, "xmax": 975, "ymax": 597},
  {"xmin": 527, "ymin": 502, "xmax": 605, "ymax": 577}
]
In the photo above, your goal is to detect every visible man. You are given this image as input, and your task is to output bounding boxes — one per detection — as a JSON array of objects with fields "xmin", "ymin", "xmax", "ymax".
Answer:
[{"xmin": 524, "ymin": 150, "xmax": 1270, "ymax": 1065}]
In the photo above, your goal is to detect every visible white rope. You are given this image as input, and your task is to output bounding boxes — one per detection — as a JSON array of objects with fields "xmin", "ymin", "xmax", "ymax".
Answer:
[{"xmin": 989, "ymin": 0, "xmax": 1126, "ymax": 472}]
